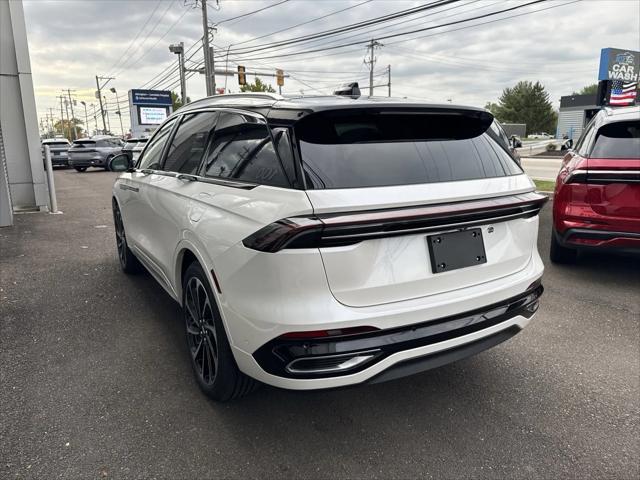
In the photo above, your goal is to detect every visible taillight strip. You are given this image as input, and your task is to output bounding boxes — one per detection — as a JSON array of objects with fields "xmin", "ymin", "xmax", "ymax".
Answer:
[{"xmin": 243, "ymin": 192, "xmax": 548, "ymax": 252}]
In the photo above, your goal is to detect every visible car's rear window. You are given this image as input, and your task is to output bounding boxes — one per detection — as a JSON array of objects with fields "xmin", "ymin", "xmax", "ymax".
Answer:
[
  {"xmin": 73, "ymin": 140, "xmax": 96, "ymax": 146},
  {"xmin": 43, "ymin": 141, "xmax": 69, "ymax": 146},
  {"xmin": 296, "ymin": 111, "xmax": 522, "ymax": 189},
  {"xmin": 591, "ymin": 120, "xmax": 640, "ymax": 159}
]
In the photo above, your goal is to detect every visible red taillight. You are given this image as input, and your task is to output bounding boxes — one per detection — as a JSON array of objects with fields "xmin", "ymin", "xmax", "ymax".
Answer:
[
  {"xmin": 279, "ymin": 326, "xmax": 380, "ymax": 340},
  {"xmin": 561, "ymin": 153, "xmax": 588, "ymax": 184},
  {"xmin": 242, "ymin": 217, "xmax": 323, "ymax": 252}
]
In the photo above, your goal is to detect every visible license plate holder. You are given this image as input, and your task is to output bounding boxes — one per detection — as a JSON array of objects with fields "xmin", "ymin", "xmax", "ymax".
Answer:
[{"xmin": 428, "ymin": 228, "xmax": 487, "ymax": 274}]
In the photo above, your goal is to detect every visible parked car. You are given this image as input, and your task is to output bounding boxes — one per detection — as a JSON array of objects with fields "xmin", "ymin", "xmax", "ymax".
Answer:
[
  {"xmin": 529, "ymin": 132, "xmax": 553, "ymax": 140},
  {"xmin": 109, "ymin": 94, "xmax": 546, "ymax": 401},
  {"xmin": 551, "ymin": 106, "xmax": 640, "ymax": 263},
  {"xmin": 41, "ymin": 138, "xmax": 71, "ymax": 167},
  {"xmin": 68, "ymin": 136, "xmax": 124, "ymax": 172},
  {"xmin": 121, "ymin": 138, "xmax": 148, "ymax": 164}
]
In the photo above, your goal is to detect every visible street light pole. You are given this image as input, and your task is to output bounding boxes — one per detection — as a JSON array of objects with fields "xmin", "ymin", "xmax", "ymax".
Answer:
[
  {"xmin": 91, "ymin": 104, "xmax": 98, "ymax": 135},
  {"xmin": 169, "ymin": 42, "xmax": 187, "ymax": 105},
  {"xmin": 110, "ymin": 88, "xmax": 125, "ymax": 137},
  {"xmin": 80, "ymin": 101, "xmax": 89, "ymax": 137}
]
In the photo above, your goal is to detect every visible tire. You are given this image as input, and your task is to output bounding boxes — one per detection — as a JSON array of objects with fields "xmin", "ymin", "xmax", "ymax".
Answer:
[
  {"xmin": 112, "ymin": 200, "xmax": 143, "ymax": 274},
  {"xmin": 74, "ymin": 166, "xmax": 87, "ymax": 172},
  {"xmin": 182, "ymin": 261, "xmax": 257, "ymax": 401},
  {"xmin": 104, "ymin": 155, "xmax": 114, "ymax": 171},
  {"xmin": 550, "ymin": 229, "xmax": 577, "ymax": 264}
]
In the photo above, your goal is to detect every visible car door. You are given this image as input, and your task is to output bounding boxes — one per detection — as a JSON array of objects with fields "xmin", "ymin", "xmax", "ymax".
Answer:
[
  {"xmin": 140, "ymin": 110, "xmax": 220, "ymax": 281},
  {"xmin": 120, "ymin": 117, "xmax": 178, "ymax": 260}
]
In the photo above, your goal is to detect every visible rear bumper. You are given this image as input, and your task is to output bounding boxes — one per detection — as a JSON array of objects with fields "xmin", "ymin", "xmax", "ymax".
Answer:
[
  {"xmin": 69, "ymin": 157, "xmax": 107, "ymax": 167},
  {"xmin": 253, "ymin": 283, "xmax": 542, "ymax": 381},
  {"xmin": 556, "ymin": 227, "xmax": 640, "ymax": 250}
]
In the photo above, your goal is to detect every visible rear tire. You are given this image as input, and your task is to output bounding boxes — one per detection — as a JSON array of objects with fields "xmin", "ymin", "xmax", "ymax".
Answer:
[
  {"xmin": 182, "ymin": 261, "xmax": 257, "ymax": 401},
  {"xmin": 74, "ymin": 166, "xmax": 87, "ymax": 172},
  {"xmin": 112, "ymin": 200, "xmax": 142, "ymax": 274},
  {"xmin": 550, "ymin": 229, "xmax": 577, "ymax": 264}
]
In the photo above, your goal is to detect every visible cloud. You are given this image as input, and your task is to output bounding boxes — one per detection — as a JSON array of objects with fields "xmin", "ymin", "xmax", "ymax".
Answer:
[{"xmin": 23, "ymin": 0, "xmax": 640, "ymax": 132}]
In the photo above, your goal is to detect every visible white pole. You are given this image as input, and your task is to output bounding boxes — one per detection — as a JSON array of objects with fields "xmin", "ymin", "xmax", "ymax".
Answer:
[{"xmin": 43, "ymin": 145, "xmax": 59, "ymax": 214}]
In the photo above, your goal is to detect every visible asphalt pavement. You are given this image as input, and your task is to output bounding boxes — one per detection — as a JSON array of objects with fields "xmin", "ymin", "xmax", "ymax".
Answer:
[
  {"xmin": 520, "ymin": 156, "xmax": 563, "ymax": 181},
  {"xmin": 1, "ymin": 169, "xmax": 639, "ymax": 479}
]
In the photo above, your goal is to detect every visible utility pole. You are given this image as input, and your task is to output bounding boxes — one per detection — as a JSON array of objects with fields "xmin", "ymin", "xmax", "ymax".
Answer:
[
  {"xmin": 64, "ymin": 89, "xmax": 79, "ymax": 140},
  {"xmin": 48, "ymin": 108, "xmax": 56, "ymax": 136},
  {"xmin": 63, "ymin": 98, "xmax": 71, "ymax": 139},
  {"xmin": 388, "ymin": 64, "xmax": 391, "ymax": 97},
  {"xmin": 57, "ymin": 95, "xmax": 65, "ymax": 137},
  {"xmin": 201, "ymin": 0, "xmax": 214, "ymax": 96},
  {"xmin": 95, "ymin": 75, "xmax": 114, "ymax": 134},
  {"xmin": 103, "ymin": 96, "xmax": 111, "ymax": 133},
  {"xmin": 364, "ymin": 39, "xmax": 383, "ymax": 97}
]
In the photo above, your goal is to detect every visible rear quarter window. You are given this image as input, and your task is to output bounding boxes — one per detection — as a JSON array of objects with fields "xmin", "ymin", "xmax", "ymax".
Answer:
[{"xmin": 590, "ymin": 120, "xmax": 640, "ymax": 159}]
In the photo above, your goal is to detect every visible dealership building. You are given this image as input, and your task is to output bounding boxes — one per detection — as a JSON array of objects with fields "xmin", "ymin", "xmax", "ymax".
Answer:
[{"xmin": 556, "ymin": 94, "xmax": 600, "ymax": 141}]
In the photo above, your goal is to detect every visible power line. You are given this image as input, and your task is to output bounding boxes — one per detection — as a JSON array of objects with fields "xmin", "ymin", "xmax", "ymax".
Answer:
[{"xmin": 212, "ymin": 0, "xmax": 289, "ymax": 26}]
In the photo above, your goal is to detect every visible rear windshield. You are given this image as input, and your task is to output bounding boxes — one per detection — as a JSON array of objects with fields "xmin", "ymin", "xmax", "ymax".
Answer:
[
  {"xmin": 591, "ymin": 120, "xmax": 640, "ymax": 159},
  {"xmin": 43, "ymin": 140, "xmax": 69, "ymax": 146},
  {"xmin": 296, "ymin": 112, "xmax": 522, "ymax": 189},
  {"xmin": 73, "ymin": 140, "xmax": 96, "ymax": 146}
]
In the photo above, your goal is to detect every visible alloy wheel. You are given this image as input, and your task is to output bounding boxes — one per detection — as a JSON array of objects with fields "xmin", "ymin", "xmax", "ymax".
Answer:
[
  {"xmin": 113, "ymin": 207, "xmax": 127, "ymax": 267},
  {"xmin": 184, "ymin": 277, "xmax": 218, "ymax": 385}
]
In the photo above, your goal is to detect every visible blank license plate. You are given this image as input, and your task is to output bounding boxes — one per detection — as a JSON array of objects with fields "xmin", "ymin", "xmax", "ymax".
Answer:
[{"xmin": 428, "ymin": 228, "xmax": 487, "ymax": 274}]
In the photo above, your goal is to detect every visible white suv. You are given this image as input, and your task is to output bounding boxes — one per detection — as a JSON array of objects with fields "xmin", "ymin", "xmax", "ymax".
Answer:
[{"xmin": 109, "ymin": 94, "xmax": 547, "ymax": 401}]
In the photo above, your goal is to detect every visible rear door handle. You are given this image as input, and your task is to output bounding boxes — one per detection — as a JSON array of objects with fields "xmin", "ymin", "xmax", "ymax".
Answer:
[{"xmin": 177, "ymin": 174, "xmax": 198, "ymax": 182}]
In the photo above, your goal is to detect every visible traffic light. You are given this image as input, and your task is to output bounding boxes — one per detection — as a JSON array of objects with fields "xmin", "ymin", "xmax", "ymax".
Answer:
[
  {"xmin": 237, "ymin": 65, "xmax": 246, "ymax": 86},
  {"xmin": 276, "ymin": 69, "xmax": 284, "ymax": 87}
]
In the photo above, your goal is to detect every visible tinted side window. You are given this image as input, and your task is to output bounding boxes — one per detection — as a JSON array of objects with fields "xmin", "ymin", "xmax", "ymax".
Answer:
[
  {"xmin": 591, "ymin": 120, "xmax": 640, "ymax": 159},
  {"xmin": 163, "ymin": 112, "xmax": 218, "ymax": 174},
  {"xmin": 138, "ymin": 118, "xmax": 177, "ymax": 169},
  {"xmin": 202, "ymin": 112, "xmax": 291, "ymax": 188}
]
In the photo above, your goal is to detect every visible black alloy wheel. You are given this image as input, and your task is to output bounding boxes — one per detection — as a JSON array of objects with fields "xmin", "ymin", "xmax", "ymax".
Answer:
[
  {"xmin": 181, "ymin": 262, "xmax": 257, "ymax": 401},
  {"xmin": 112, "ymin": 200, "xmax": 142, "ymax": 273},
  {"xmin": 184, "ymin": 276, "xmax": 219, "ymax": 386}
]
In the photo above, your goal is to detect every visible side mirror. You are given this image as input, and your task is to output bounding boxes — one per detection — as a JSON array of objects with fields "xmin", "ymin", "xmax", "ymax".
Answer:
[{"xmin": 108, "ymin": 153, "xmax": 132, "ymax": 172}]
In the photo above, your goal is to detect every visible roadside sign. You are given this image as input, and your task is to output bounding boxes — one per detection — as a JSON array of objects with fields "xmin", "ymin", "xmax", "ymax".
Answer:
[{"xmin": 276, "ymin": 69, "xmax": 284, "ymax": 87}]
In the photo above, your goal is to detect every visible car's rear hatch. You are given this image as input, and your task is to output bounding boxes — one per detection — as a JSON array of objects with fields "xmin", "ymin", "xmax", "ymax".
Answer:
[
  {"xmin": 295, "ymin": 107, "xmax": 543, "ymax": 307},
  {"xmin": 585, "ymin": 119, "xmax": 640, "ymax": 226},
  {"xmin": 69, "ymin": 140, "xmax": 98, "ymax": 158}
]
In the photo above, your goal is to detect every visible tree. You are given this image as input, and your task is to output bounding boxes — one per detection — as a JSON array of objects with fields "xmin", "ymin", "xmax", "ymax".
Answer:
[
  {"xmin": 489, "ymin": 81, "xmax": 557, "ymax": 134},
  {"xmin": 171, "ymin": 91, "xmax": 191, "ymax": 111},
  {"xmin": 53, "ymin": 118, "xmax": 84, "ymax": 140},
  {"xmin": 572, "ymin": 83, "xmax": 598, "ymax": 95},
  {"xmin": 240, "ymin": 77, "xmax": 276, "ymax": 93}
]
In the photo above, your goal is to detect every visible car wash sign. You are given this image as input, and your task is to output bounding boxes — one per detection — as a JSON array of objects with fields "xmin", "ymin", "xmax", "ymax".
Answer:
[{"xmin": 598, "ymin": 48, "xmax": 639, "ymax": 82}]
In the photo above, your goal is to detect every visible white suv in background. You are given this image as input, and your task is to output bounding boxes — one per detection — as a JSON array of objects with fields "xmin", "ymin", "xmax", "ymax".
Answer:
[{"xmin": 109, "ymin": 93, "xmax": 547, "ymax": 401}]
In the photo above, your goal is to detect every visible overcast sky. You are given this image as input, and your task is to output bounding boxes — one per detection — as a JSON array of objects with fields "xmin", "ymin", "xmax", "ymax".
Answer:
[{"xmin": 23, "ymin": 0, "xmax": 640, "ymax": 134}]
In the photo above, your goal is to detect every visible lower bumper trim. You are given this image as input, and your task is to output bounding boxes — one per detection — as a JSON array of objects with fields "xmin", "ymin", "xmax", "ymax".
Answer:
[{"xmin": 367, "ymin": 326, "xmax": 520, "ymax": 385}]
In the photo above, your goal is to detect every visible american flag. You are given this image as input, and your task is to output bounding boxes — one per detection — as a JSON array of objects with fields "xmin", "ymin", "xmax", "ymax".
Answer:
[{"xmin": 609, "ymin": 80, "xmax": 638, "ymax": 105}]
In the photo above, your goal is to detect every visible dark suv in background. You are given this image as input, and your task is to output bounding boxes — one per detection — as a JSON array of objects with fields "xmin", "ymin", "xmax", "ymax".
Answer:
[{"xmin": 68, "ymin": 136, "xmax": 124, "ymax": 172}]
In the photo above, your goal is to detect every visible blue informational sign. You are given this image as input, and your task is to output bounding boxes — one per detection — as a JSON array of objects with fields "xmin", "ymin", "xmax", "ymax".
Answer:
[
  {"xmin": 130, "ymin": 89, "xmax": 172, "ymax": 106},
  {"xmin": 598, "ymin": 48, "xmax": 639, "ymax": 82}
]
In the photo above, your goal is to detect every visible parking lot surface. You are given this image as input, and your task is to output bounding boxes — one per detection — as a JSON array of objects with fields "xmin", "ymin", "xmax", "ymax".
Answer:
[{"xmin": 1, "ymin": 169, "xmax": 639, "ymax": 479}]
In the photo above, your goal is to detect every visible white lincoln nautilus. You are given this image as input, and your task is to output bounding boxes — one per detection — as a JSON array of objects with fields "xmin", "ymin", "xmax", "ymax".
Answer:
[{"xmin": 109, "ymin": 93, "xmax": 546, "ymax": 401}]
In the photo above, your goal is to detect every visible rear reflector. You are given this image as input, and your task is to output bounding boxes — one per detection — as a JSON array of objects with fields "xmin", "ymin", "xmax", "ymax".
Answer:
[{"xmin": 279, "ymin": 326, "xmax": 380, "ymax": 340}]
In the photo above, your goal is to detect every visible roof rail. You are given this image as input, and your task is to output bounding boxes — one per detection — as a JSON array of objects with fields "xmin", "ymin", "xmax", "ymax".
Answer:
[{"xmin": 186, "ymin": 92, "xmax": 283, "ymax": 106}]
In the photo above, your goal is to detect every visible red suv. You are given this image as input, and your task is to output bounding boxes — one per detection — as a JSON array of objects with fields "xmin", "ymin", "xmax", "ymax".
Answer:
[{"xmin": 551, "ymin": 106, "xmax": 640, "ymax": 263}]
